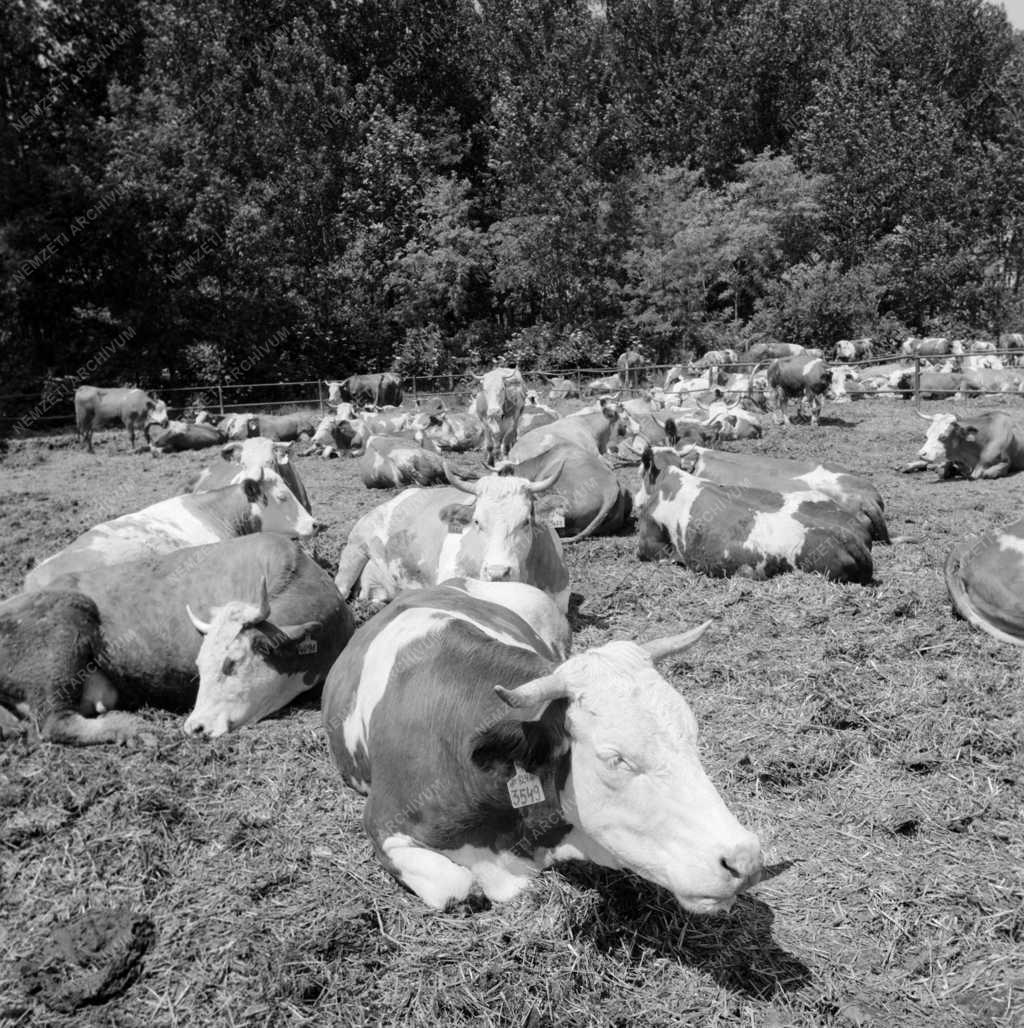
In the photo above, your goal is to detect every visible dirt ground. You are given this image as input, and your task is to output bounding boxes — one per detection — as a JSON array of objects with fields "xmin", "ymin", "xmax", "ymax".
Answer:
[{"xmin": 1, "ymin": 399, "xmax": 1022, "ymax": 1027}]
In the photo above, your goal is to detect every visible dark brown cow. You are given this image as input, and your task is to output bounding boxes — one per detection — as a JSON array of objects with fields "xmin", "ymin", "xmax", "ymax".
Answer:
[
  {"xmin": 764, "ymin": 356, "xmax": 833, "ymax": 426},
  {"xmin": 338, "ymin": 373, "xmax": 403, "ymax": 407},
  {"xmin": 616, "ymin": 349, "xmax": 649, "ymax": 388}
]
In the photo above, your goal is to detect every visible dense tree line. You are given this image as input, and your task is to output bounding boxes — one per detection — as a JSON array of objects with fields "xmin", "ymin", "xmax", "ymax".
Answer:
[{"xmin": 2, "ymin": 0, "xmax": 1023, "ymax": 406}]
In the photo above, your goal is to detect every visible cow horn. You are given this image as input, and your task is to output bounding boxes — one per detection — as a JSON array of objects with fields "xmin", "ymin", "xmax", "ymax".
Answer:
[
  {"xmin": 186, "ymin": 604, "xmax": 212, "ymax": 634},
  {"xmin": 694, "ymin": 395, "xmax": 708, "ymax": 411},
  {"xmin": 494, "ymin": 673, "xmax": 570, "ymax": 711},
  {"xmin": 221, "ymin": 442, "xmax": 243, "ymax": 460},
  {"xmin": 244, "ymin": 579, "xmax": 272, "ymax": 627},
  {"xmin": 916, "ymin": 409, "xmax": 940, "ymax": 421},
  {"xmin": 641, "ymin": 620, "xmax": 713, "ymax": 661},
  {"xmin": 525, "ymin": 462, "xmax": 564, "ymax": 494},
  {"xmin": 444, "ymin": 462, "xmax": 480, "ymax": 494}
]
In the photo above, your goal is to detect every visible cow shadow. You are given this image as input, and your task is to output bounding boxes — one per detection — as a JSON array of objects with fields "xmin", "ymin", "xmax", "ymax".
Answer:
[
  {"xmin": 567, "ymin": 592, "xmax": 611, "ymax": 633},
  {"xmin": 557, "ymin": 863, "xmax": 811, "ymax": 1000}
]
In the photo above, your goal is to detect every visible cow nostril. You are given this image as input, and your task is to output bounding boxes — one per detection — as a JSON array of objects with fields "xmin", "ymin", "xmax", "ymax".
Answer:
[
  {"xmin": 185, "ymin": 721, "xmax": 206, "ymax": 738},
  {"xmin": 720, "ymin": 856, "xmax": 742, "ymax": 879}
]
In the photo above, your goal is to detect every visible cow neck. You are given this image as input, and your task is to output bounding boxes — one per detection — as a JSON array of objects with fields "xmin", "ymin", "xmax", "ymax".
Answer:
[{"xmin": 186, "ymin": 485, "xmax": 259, "ymax": 535}]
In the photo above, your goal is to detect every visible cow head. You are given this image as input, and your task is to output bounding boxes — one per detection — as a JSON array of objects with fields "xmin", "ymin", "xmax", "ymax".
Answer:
[
  {"xmin": 184, "ymin": 579, "xmax": 319, "ymax": 737},
  {"xmin": 916, "ymin": 411, "xmax": 959, "ymax": 462},
  {"xmin": 476, "ymin": 623, "xmax": 762, "ymax": 913},
  {"xmin": 443, "ymin": 465, "xmax": 561, "ymax": 582},
  {"xmin": 240, "ymin": 467, "xmax": 315, "ymax": 539},
  {"xmin": 324, "ymin": 380, "xmax": 344, "ymax": 404},
  {"xmin": 146, "ymin": 398, "xmax": 170, "ymax": 428}
]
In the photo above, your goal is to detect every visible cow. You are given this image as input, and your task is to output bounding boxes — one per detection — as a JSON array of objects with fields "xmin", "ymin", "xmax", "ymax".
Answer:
[
  {"xmin": 334, "ymin": 467, "xmax": 570, "ymax": 611},
  {"xmin": 582, "ymin": 374, "xmax": 622, "ymax": 396},
  {"xmin": 636, "ymin": 448, "xmax": 874, "ymax": 583},
  {"xmin": 217, "ymin": 412, "xmax": 260, "ymax": 440},
  {"xmin": 25, "ymin": 469, "xmax": 316, "ymax": 590},
  {"xmin": 504, "ymin": 444, "xmax": 633, "ymax": 542},
  {"xmin": 321, "ymin": 586, "xmax": 762, "ymax": 911},
  {"xmin": 764, "ymin": 356, "xmax": 833, "ymax": 426},
  {"xmin": 425, "ymin": 411, "xmax": 484, "ymax": 452},
  {"xmin": 616, "ymin": 349, "xmax": 649, "ymax": 388},
  {"xmin": 336, "ymin": 373, "xmax": 403, "ymax": 407},
  {"xmin": 891, "ymin": 371, "xmax": 981, "ymax": 400},
  {"xmin": 545, "ymin": 376, "xmax": 580, "ymax": 401},
  {"xmin": 186, "ymin": 437, "xmax": 313, "ymax": 515},
  {"xmin": 744, "ymin": 341, "xmax": 806, "ymax": 362},
  {"xmin": 1, "ymin": 535, "xmax": 353, "ymax": 744},
  {"xmin": 474, "ymin": 367, "xmax": 527, "ymax": 466},
  {"xmin": 641, "ymin": 446, "xmax": 889, "ymax": 543},
  {"xmin": 359, "ymin": 432, "xmax": 447, "ymax": 488},
  {"xmin": 692, "ymin": 349, "xmax": 739, "ymax": 372},
  {"xmin": 900, "ymin": 337, "xmax": 965, "ymax": 358},
  {"xmin": 945, "ymin": 516, "xmax": 1024, "ymax": 646},
  {"xmin": 835, "ymin": 338, "xmax": 874, "ymax": 361},
  {"xmin": 302, "ymin": 413, "xmax": 359, "ymax": 458},
  {"xmin": 958, "ymin": 354, "xmax": 1003, "ymax": 372},
  {"xmin": 511, "ymin": 400, "xmax": 635, "ymax": 462},
  {"xmin": 906, "ymin": 410, "xmax": 1024, "ymax": 480},
  {"xmin": 998, "ymin": 332, "xmax": 1024, "ymax": 366},
  {"xmin": 245, "ymin": 411, "xmax": 321, "ymax": 442},
  {"xmin": 149, "ymin": 421, "xmax": 225, "ymax": 454},
  {"xmin": 967, "ymin": 340, "xmax": 997, "ymax": 354},
  {"xmin": 74, "ymin": 386, "xmax": 170, "ymax": 453},
  {"xmin": 518, "ymin": 403, "xmax": 559, "ymax": 437},
  {"xmin": 825, "ymin": 365, "xmax": 862, "ymax": 403},
  {"xmin": 693, "ymin": 398, "xmax": 762, "ymax": 440}
]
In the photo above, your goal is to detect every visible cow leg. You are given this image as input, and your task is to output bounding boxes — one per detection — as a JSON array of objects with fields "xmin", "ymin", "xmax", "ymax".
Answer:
[
  {"xmin": 380, "ymin": 832, "xmax": 476, "ymax": 909},
  {"xmin": 809, "ymin": 393, "xmax": 821, "ymax": 427},
  {"xmin": 42, "ymin": 709, "xmax": 147, "ymax": 745},
  {"xmin": 973, "ymin": 462, "xmax": 1010, "ymax": 479}
]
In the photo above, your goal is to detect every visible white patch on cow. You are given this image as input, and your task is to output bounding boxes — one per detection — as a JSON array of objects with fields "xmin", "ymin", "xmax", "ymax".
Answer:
[
  {"xmin": 743, "ymin": 493, "xmax": 807, "ymax": 564},
  {"xmin": 437, "ymin": 843, "xmax": 543, "ymax": 903},
  {"xmin": 654, "ymin": 467, "xmax": 703, "ymax": 546},
  {"xmin": 795, "ymin": 466, "xmax": 841, "ymax": 494},
  {"xmin": 997, "ymin": 534, "xmax": 1024, "ymax": 557},
  {"xmin": 450, "ymin": 579, "xmax": 571, "ymax": 659},
  {"xmin": 382, "ymin": 834, "xmax": 476, "ymax": 909}
]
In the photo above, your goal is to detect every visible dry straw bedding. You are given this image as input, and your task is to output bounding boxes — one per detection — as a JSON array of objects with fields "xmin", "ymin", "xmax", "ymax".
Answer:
[{"xmin": 0, "ymin": 400, "xmax": 1022, "ymax": 1027}]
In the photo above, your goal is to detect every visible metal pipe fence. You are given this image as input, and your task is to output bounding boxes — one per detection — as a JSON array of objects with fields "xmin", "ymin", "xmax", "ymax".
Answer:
[{"xmin": 3, "ymin": 348, "xmax": 1024, "ymax": 434}]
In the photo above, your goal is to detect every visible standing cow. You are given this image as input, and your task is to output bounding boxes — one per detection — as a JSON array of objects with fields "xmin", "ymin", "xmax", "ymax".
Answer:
[
  {"xmin": 834, "ymin": 338, "xmax": 874, "ymax": 361},
  {"xmin": 616, "ymin": 349, "xmax": 649, "ymax": 389},
  {"xmin": 763, "ymin": 356, "xmax": 833, "ymax": 426},
  {"xmin": 474, "ymin": 367, "xmax": 527, "ymax": 466},
  {"xmin": 74, "ymin": 386, "xmax": 169, "ymax": 452}
]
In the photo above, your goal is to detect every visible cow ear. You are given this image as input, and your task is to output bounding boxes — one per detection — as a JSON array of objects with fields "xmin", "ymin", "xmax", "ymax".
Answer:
[
  {"xmin": 962, "ymin": 426, "xmax": 979, "ymax": 443},
  {"xmin": 470, "ymin": 701, "xmax": 568, "ymax": 774},
  {"xmin": 664, "ymin": 418, "xmax": 678, "ymax": 445},
  {"xmin": 438, "ymin": 502, "xmax": 474, "ymax": 526},
  {"xmin": 533, "ymin": 492, "xmax": 566, "ymax": 516},
  {"xmin": 242, "ymin": 477, "xmax": 262, "ymax": 502}
]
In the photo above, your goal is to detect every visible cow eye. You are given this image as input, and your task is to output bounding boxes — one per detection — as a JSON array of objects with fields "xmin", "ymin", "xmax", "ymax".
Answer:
[
  {"xmin": 221, "ymin": 657, "xmax": 236, "ymax": 677},
  {"xmin": 600, "ymin": 751, "xmax": 636, "ymax": 773}
]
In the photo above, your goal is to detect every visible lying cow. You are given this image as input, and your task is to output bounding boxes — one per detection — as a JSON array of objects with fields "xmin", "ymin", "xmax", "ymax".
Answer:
[
  {"xmin": 945, "ymin": 515, "xmax": 1024, "ymax": 646},
  {"xmin": 835, "ymin": 338, "xmax": 874, "ymax": 361},
  {"xmin": 694, "ymin": 398, "xmax": 762, "ymax": 439},
  {"xmin": 75, "ymin": 385, "xmax": 170, "ymax": 453},
  {"xmin": 905, "ymin": 410, "xmax": 1024, "ymax": 480},
  {"xmin": 510, "ymin": 400, "xmax": 636, "ymax": 462},
  {"xmin": 335, "ymin": 467, "xmax": 569, "ymax": 611},
  {"xmin": 25, "ymin": 469, "xmax": 315, "ymax": 590},
  {"xmin": 744, "ymin": 341, "xmax": 806, "ymax": 362},
  {"xmin": 474, "ymin": 367, "xmax": 527, "ymax": 466},
  {"xmin": 892, "ymin": 371, "xmax": 981, "ymax": 400},
  {"xmin": 322, "ymin": 587, "xmax": 762, "ymax": 911},
  {"xmin": 425, "ymin": 411, "xmax": 484, "ymax": 452},
  {"xmin": 1, "ymin": 535, "xmax": 353, "ymax": 743},
  {"xmin": 186, "ymin": 437, "xmax": 312, "ymax": 514},
  {"xmin": 359, "ymin": 432, "xmax": 446, "ymax": 488},
  {"xmin": 217, "ymin": 412, "xmax": 260, "ymax": 440},
  {"xmin": 333, "ymin": 372, "xmax": 403, "ymax": 407},
  {"xmin": 504, "ymin": 443, "xmax": 632, "ymax": 542},
  {"xmin": 664, "ymin": 445, "xmax": 889, "ymax": 543},
  {"xmin": 901, "ymin": 337, "xmax": 964, "ymax": 358},
  {"xmin": 245, "ymin": 411, "xmax": 321, "ymax": 442},
  {"xmin": 636, "ymin": 448, "xmax": 874, "ymax": 583},
  {"xmin": 764, "ymin": 355, "xmax": 832, "ymax": 426},
  {"xmin": 149, "ymin": 421, "xmax": 225, "ymax": 454}
]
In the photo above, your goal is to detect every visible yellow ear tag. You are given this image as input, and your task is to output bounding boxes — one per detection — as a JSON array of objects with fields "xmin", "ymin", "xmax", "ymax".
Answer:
[{"xmin": 507, "ymin": 763, "xmax": 545, "ymax": 808}]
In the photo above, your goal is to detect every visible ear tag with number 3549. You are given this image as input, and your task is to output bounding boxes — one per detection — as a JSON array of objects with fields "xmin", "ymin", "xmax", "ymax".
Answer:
[{"xmin": 507, "ymin": 764, "xmax": 545, "ymax": 808}]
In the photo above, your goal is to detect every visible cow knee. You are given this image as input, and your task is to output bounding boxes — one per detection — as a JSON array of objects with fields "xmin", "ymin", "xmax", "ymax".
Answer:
[{"xmin": 381, "ymin": 834, "xmax": 475, "ymax": 909}]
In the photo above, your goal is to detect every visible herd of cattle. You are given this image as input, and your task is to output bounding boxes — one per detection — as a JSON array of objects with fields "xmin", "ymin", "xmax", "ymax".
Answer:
[{"xmin": 3, "ymin": 337, "xmax": 1024, "ymax": 913}]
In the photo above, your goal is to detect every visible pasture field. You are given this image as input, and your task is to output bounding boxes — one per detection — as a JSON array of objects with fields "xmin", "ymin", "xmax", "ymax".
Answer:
[{"xmin": 1, "ymin": 401, "xmax": 1022, "ymax": 1027}]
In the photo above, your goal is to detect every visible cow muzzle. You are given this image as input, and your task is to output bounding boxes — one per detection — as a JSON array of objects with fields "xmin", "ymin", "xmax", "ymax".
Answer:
[
  {"xmin": 481, "ymin": 563, "xmax": 513, "ymax": 582},
  {"xmin": 182, "ymin": 712, "xmax": 231, "ymax": 738}
]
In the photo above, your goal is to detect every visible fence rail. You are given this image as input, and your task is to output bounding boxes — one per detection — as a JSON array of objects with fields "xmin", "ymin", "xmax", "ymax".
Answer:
[{"xmin": 3, "ymin": 349, "xmax": 1023, "ymax": 433}]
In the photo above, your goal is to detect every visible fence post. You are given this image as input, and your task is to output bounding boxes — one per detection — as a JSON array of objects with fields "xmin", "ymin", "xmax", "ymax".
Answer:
[
  {"xmin": 576, "ymin": 369, "xmax": 582, "ymax": 397},
  {"xmin": 913, "ymin": 355, "xmax": 921, "ymax": 407},
  {"xmin": 317, "ymin": 379, "xmax": 325, "ymax": 414},
  {"xmin": 217, "ymin": 384, "xmax": 224, "ymax": 415}
]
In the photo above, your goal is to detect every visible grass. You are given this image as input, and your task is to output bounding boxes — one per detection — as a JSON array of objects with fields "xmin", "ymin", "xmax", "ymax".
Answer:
[{"xmin": 1, "ymin": 398, "xmax": 1022, "ymax": 1026}]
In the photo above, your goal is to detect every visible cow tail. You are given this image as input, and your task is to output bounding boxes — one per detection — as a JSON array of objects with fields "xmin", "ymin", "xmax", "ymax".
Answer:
[
  {"xmin": 944, "ymin": 538, "xmax": 1024, "ymax": 646},
  {"xmin": 561, "ymin": 486, "xmax": 618, "ymax": 543}
]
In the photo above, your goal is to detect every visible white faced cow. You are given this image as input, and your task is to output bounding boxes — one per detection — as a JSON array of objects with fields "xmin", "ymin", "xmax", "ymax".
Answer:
[
  {"xmin": 907, "ymin": 411, "xmax": 1024, "ymax": 480},
  {"xmin": 474, "ymin": 367, "xmax": 527, "ymax": 465},
  {"xmin": 2, "ymin": 535, "xmax": 352, "ymax": 744},
  {"xmin": 322, "ymin": 585, "xmax": 762, "ymax": 912},
  {"xmin": 25, "ymin": 469, "xmax": 315, "ymax": 590},
  {"xmin": 335, "ymin": 467, "xmax": 569, "ymax": 611}
]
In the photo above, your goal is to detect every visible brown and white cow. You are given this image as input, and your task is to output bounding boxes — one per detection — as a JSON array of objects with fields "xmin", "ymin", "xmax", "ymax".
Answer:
[
  {"xmin": 906, "ymin": 410, "xmax": 1024, "ymax": 480},
  {"xmin": 616, "ymin": 349, "xmax": 650, "ymax": 388},
  {"xmin": 335, "ymin": 468, "xmax": 570, "ymax": 610},
  {"xmin": 322, "ymin": 585, "xmax": 762, "ymax": 911},
  {"xmin": 149, "ymin": 421, "xmax": 225, "ymax": 454},
  {"xmin": 945, "ymin": 515, "xmax": 1024, "ymax": 646},
  {"xmin": 511, "ymin": 400, "xmax": 637, "ymax": 461},
  {"xmin": 834, "ymin": 338, "xmax": 874, "ymax": 361},
  {"xmin": 744, "ymin": 341, "xmax": 806, "ymax": 363},
  {"xmin": 25, "ymin": 469, "xmax": 315, "ymax": 590},
  {"xmin": 2, "ymin": 535, "xmax": 353, "ymax": 744},
  {"xmin": 763, "ymin": 355, "xmax": 833, "ymax": 426},
  {"xmin": 186, "ymin": 437, "xmax": 313, "ymax": 515},
  {"xmin": 900, "ymin": 337, "xmax": 965, "ymax": 358},
  {"xmin": 358, "ymin": 432, "xmax": 447, "ymax": 488},
  {"xmin": 636, "ymin": 448, "xmax": 874, "ymax": 582},
  {"xmin": 245, "ymin": 411, "xmax": 321, "ymax": 442},
  {"xmin": 474, "ymin": 367, "xmax": 527, "ymax": 466},
  {"xmin": 74, "ymin": 386, "xmax": 170, "ymax": 452}
]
